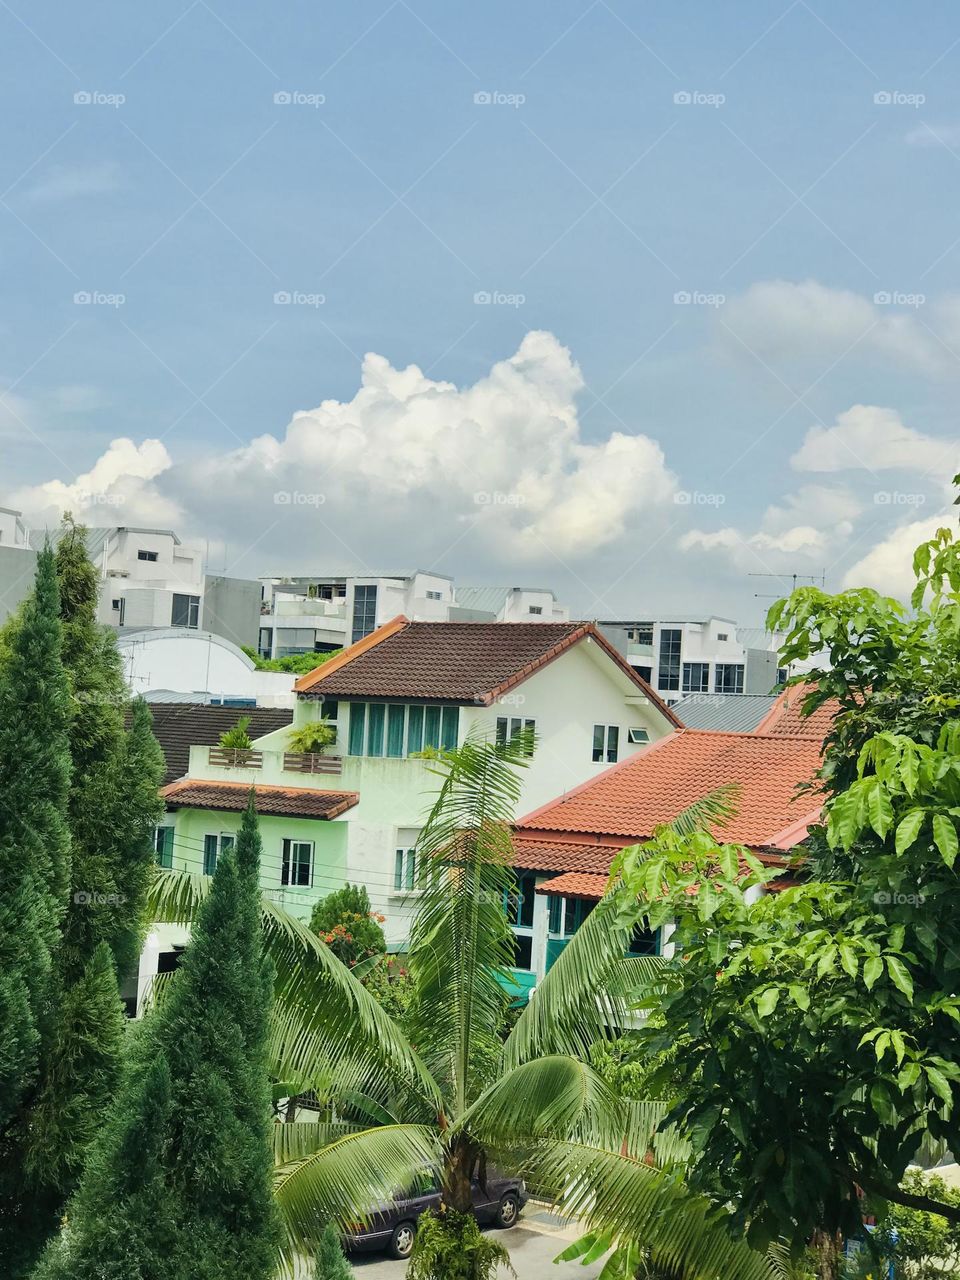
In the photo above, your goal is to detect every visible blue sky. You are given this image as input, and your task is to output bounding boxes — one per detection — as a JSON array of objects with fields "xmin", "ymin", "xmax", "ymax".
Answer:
[{"xmin": 3, "ymin": 1, "xmax": 960, "ymax": 623}]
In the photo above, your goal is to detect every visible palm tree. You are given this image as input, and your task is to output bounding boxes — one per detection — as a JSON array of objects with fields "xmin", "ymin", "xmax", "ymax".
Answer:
[{"xmin": 152, "ymin": 743, "xmax": 773, "ymax": 1279}]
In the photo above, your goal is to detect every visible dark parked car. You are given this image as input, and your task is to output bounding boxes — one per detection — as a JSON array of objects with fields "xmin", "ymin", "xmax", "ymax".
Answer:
[{"xmin": 342, "ymin": 1168, "xmax": 527, "ymax": 1259}]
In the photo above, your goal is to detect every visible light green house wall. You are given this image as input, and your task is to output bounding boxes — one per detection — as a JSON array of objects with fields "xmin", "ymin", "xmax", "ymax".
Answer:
[{"xmin": 164, "ymin": 806, "xmax": 349, "ymax": 921}]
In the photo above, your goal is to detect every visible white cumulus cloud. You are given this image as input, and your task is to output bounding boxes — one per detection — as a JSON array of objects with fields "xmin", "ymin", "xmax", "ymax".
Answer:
[{"xmin": 791, "ymin": 405, "xmax": 954, "ymax": 474}]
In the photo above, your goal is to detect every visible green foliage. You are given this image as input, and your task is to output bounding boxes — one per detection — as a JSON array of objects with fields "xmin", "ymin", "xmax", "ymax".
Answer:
[
  {"xmin": 219, "ymin": 714, "xmax": 254, "ymax": 750},
  {"xmin": 288, "ymin": 719, "xmax": 337, "ymax": 754},
  {"xmin": 619, "ymin": 511, "xmax": 960, "ymax": 1256},
  {"xmin": 361, "ymin": 954, "xmax": 415, "ymax": 1023},
  {"xmin": 406, "ymin": 1208, "xmax": 514, "ymax": 1280},
  {"xmin": 309, "ymin": 884, "xmax": 387, "ymax": 966},
  {"xmin": 0, "ymin": 544, "xmax": 71, "ymax": 1131},
  {"xmin": 241, "ymin": 644, "xmax": 342, "ymax": 675},
  {"xmin": 868, "ymin": 1168, "xmax": 960, "ymax": 1279},
  {"xmin": 313, "ymin": 1221, "xmax": 353, "ymax": 1280},
  {"xmin": 37, "ymin": 798, "xmax": 281, "ymax": 1278}
]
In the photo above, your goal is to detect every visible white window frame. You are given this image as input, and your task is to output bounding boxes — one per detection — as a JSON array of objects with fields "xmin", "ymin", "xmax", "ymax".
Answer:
[
  {"xmin": 394, "ymin": 846, "xmax": 417, "ymax": 892},
  {"xmin": 282, "ymin": 837, "xmax": 314, "ymax": 888},
  {"xmin": 592, "ymin": 724, "xmax": 619, "ymax": 763}
]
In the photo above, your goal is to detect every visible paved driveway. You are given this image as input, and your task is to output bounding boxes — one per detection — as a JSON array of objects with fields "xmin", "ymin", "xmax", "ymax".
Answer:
[{"xmin": 348, "ymin": 1209, "xmax": 605, "ymax": 1278}]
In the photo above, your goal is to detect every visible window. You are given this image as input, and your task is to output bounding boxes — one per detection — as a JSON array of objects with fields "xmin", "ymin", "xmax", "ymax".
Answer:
[
  {"xmin": 505, "ymin": 874, "xmax": 535, "ymax": 928},
  {"xmin": 425, "ymin": 589, "xmax": 442, "ymax": 601},
  {"xmin": 682, "ymin": 662, "xmax": 710, "ymax": 694},
  {"xmin": 592, "ymin": 724, "xmax": 619, "ymax": 763},
  {"xmin": 137, "ymin": 549, "xmax": 158, "ymax": 562},
  {"xmin": 495, "ymin": 716, "xmax": 536, "ymax": 756},
  {"xmin": 628, "ymin": 727, "xmax": 650, "ymax": 745},
  {"xmin": 351, "ymin": 585, "xmax": 378, "ymax": 643},
  {"xmin": 629, "ymin": 925, "xmax": 661, "ymax": 955},
  {"xmin": 658, "ymin": 628, "xmax": 682, "ymax": 691},
  {"xmin": 394, "ymin": 846, "xmax": 416, "ymax": 891},
  {"xmin": 548, "ymin": 895, "xmax": 594, "ymax": 937},
  {"xmin": 154, "ymin": 826, "xmax": 174, "ymax": 869},
  {"xmin": 347, "ymin": 702, "xmax": 458, "ymax": 757},
  {"xmin": 112, "ymin": 598, "xmax": 125, "ymax": 625},
  {"xmin": 171, "ymin": 593, "xmax": 200, "ymax": 628},
  {"xmin": 202, "ymin": 832, "xmax": 234, "ymax": 876},
  {"xmin": 628, "ymin": 623, "xmax": 654, "ymax": 645},
  {"xmin": 258, "ymin": 627, "xmax": 273, "ymax": 657},
  {"xmin": 635, "ymin": 665, "xmax": 652, "ymax": 683},
  {"xmin": 717, "ymin": 632, "xmax": 729, "ymax": 641},
  {"xmin": 282, "ymin": 838, "xmax": 313, "ymax": 887},
  {"xmin": 715, "ymin": 663, "xmax": 745, "ymax": 694},
  {"xmin": 528, "ymin": 605, "xmax": 543, "ymax": 615}
]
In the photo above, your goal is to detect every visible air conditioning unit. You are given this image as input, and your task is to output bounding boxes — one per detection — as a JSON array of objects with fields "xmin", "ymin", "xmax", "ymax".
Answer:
[{"xmin": 628, "ymin": 727, "xmax": 650, "ymax": 744}]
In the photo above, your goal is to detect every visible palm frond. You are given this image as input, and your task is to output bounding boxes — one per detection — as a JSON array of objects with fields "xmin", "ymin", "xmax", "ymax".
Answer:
[
  {"xmin": 272, "ymin": 1120, "xmax": 362, "ymax": 1164},
  {"xmin": 508, "ymin": 1140, "xmax": 778, "ymax": 1280},
  {"xmin": 668, "ymin": 782, "xmax": 741, "ymax": 837},
  {"xmin": 150, "ymin": 867, "xmax": 440, "ymax": 1109},
  {"xmin": 459, "ymin": 1055, "xmax": 628, "ymax": 1151},
  {"xmin": 274, "ymin": 1123, "xmax": 443, "ymax": 1277},
  {"xmin": 503, "ymin": 892, "xmax": 639, "ymax": 1068},
  {"xmin": 406, "ymin": 731, "xmax": 531, "ymax": 1116}
]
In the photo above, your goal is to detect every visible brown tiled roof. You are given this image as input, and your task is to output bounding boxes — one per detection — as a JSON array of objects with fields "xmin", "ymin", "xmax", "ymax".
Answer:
[
  {"xmin": 161, "ymin": 779, "xmax": 357, "ymax": 820},
  {"xmin": 517, "ymin": 730, "xmax": 822, "ymax": 848},
  {"xmin": 754, "ymin": 684, "xmax": 839, "ymax": 739},
  {"xmin": 513, "ymin": 837, "xmax": 617, "ymax": 874},
  {"xmin": 295, "ymin": 617, "xmax": 680, "ymax": 722},
  {"xmin": 129, "ymin": 703, "xmax": 293, "ymax": 786}
]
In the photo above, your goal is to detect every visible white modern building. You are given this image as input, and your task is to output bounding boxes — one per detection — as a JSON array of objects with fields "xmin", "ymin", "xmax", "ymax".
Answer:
[
  {"xmin": 118, "ymin": 628, "xmax": 296, "ymax": 707},
  {"xmin": 598, "ymin": 616, "xmax": 786, "ymax": 705},
  {"xmin": 257, "ymin": 572, "xmax": 569, "ymax": 659}
]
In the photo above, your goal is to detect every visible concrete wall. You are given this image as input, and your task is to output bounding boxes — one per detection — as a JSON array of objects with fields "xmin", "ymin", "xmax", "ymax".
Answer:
[
  {"xmin": 0, "ymin": 544, "xmax": 37, "ymax": 626},
  {"xmin": 202, "ymin": 573, "xmax": 261, "ymax": 650},
  {"xmin": 118, "ymin": 628, "xmax": 296, "ymax": 705}
]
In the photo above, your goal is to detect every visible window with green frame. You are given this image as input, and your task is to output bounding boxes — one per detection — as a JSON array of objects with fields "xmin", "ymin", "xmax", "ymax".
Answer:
[
  {"xmin": 347, "ymin": 702, "xmax": 459, "ymax": 757},
  {"xmin": 202, "ymin": 832, "xmax": 234, "ymax": 876},
  {"xmin": 547, "ymin": 894, "xmax": 594, "ymax": 937},
  {"xmin": 154, "ymin": 825, "xmax": 174, "ymax": 869}
]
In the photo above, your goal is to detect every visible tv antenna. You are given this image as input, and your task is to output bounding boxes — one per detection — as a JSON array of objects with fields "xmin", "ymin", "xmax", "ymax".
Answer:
[{"xmin": 749, "ymin": 569, "xmax": 826, "ymax": 600}]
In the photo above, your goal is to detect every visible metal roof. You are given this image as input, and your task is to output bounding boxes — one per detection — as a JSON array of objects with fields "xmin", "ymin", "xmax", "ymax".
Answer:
[{"xmin": 672, "ymin": 692, "xmax": 780, "ymax": 733}]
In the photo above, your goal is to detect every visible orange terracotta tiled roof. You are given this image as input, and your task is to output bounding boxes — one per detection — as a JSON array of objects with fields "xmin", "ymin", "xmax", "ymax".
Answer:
[
  {"xmin": 161, "ymin": 779, "xmax": 359, "ymax": 820},
  {"xmin": 513, "ymin": 836, "xmax": 619, "ymax": 874},
  {"xmin": 534, "ymin": 871, "xmax": 609, "ymax": 899},
  {"xmin": 516, "ymin": 729, "xmax": 822, "ymax": 849},
  {"xmin": 294, "ymin": 616, "xmax": 680, "ymax": 722},
  {"xmin": 754, "ymin": 683, "xmax": 840, "ymax": 740}
]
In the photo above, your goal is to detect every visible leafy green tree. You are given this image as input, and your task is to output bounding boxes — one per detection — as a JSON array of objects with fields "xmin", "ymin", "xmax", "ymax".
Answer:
[
  {"xmin": 611, "ymin": 513, "xmax": 960, "ymax": 1278},
  {"xmin": 309, "ymin": 884, "xmax": 386, "ymax": 966},
  {"xmin": 241, "ymin": 645, "xmax": 342, "ymax": 675},
  {"xmin": 867, "ymin": 1168, "xmax": 960, "ymax": 1279},
  {"xmin": 37, "ymin": 798, "xmax": 281, "ymax": 1279},
  {"xmin": 0, "ymin": 545, "xmax": 71, "ymax": 1131},
  {"xmin": 313, "ymin": 1222, "xmax": 353, "ymax": 1280},
  {"xmin": 219, "ymin": 714, "xmax": 254, "ymax": 750}
]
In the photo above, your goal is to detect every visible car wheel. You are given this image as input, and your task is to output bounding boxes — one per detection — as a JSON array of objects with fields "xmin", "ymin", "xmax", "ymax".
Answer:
[
  {"xmin": 389, "ymin": 1221, "xmax": 417, "ymax": 1259},
  {"xmin": 496, "ymin": 1193, "xmax": 520, "ymax": 1228}
]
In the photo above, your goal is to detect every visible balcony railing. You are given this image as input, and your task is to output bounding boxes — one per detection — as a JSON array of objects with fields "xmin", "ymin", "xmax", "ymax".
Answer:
[
  {"xmin": 208, "ymin": 747, "xmax": 264, "ymax": 769},
  {"xmin": 282, "ymin": 752, "xmax": 343, "ymax": 775}
]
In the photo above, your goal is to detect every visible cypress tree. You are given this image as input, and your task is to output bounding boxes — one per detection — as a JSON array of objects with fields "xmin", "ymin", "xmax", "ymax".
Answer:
[
  {"xmin": 0, "ymin": 545, "xmax": 71, "ymax": 1129},
  {"xmin": 36, "ymin": 798, "xmax": 281, "ymax": 1279},
  {"xmin": 1, "ymin": 523, "xmax": 165, "ymax": 1275},
  {"xmin": 314, "ymin": 1223, "xmax": 353, "ymax": 1280}
]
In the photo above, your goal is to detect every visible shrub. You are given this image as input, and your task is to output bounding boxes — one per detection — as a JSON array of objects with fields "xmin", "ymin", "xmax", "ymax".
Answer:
[
  {"xmin": 309, "ymin": 884, "xmax": 386, "ymax": 966},
  {"xmin": 313, "ymin": 1222, "xmax": 352, "ymax": 1279},
  {"xmin": 219, "ymin": 716, "xmax": 253, "ymax": 750},
  {"xmin": 407, "ymin": 1208, "xmax": 514, "ymax": 1280},
  {"xmin": 288, "ymin": 720, "xmax": 337, "ymax": 755}
]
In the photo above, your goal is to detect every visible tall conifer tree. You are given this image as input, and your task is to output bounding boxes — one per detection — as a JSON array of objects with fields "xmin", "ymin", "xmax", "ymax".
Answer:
[{"xmin": 36, "ymin": 798, "xmax": 281, "ymax": 1280}]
